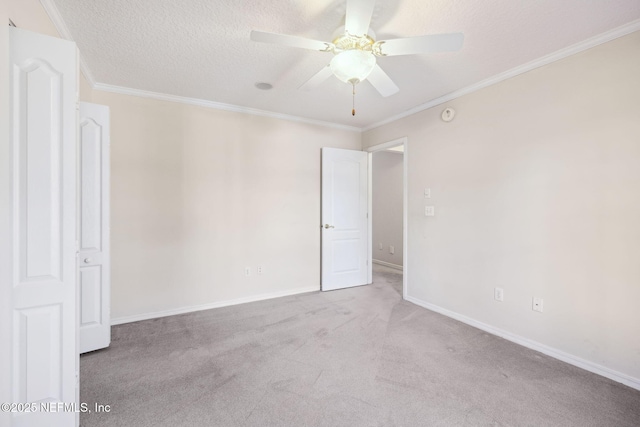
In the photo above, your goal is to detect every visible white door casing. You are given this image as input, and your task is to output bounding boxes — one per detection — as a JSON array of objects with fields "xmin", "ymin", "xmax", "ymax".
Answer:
[
  {"xmin": 365, "ymin": 137, "xmax": 409, "ymax": 300},
  {"xmin": 321, "ymin": 148, "xmax": 369, "ymax": 291},
  {"xmin": 78, "ymin": 102, "xmax": 110, "ymax": 354},
  {"xmin": 1, "ymin": 19, "xmax": 13, "ymax": 427},
  {"xmin": 9, "ymin": 27, "xmax": 78, "ymax": 426}
]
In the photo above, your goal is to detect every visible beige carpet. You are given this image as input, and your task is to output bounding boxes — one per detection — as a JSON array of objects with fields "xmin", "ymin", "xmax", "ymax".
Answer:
[{"xmin": 80, "ymin": 266, "xmax": 640, "ymax": 426}]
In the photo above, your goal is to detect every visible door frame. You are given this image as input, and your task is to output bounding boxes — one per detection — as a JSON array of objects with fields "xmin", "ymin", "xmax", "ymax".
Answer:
[
  {"xmin": 366, "ymin": 137, "xmax": 408, "ymax": 299},
  {"xmin": 0, "ymin": 16, "xmax": 12, "ymax": 424}
]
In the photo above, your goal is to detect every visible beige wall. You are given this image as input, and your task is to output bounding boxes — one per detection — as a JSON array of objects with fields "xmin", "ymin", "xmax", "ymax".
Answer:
[
  {"xmin": 8, "ymin": 0, "xmax": 92, "ymax": 101},
  {"xmin": 372, "ymin": 151, "xmax": 403, "ymax": 266},
  {"xmin": 363, "ymin": 31, "xmax": 640, "ymax": 381},
  {"xmin": 91, "ymin": 90, "xmax": 361, "ymax": 319},
  {"xmin": 8, "ymin": 0, "xmax": 639, "ymax": 385},
  {"xmin": 7, "ymin": 0, "xmax": 58, "ymax": 38},
  {"xmin": 6, "ymin": 0, "xmax": 359, "ymax": 321}
]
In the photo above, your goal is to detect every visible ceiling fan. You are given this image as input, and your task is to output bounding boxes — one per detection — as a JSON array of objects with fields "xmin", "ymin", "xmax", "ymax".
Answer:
[{"xmin": 250, "ymin": 0, "xmax": 464, "ymax": 115}]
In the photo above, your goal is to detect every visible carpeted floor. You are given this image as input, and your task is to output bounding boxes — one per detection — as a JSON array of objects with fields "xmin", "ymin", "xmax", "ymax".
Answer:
[{"xmin": 80, "ymin": 265, "xmax": 640, "ymax": 426}]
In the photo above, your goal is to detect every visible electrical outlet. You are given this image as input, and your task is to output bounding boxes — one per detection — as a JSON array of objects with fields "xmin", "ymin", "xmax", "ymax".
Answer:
[
  {"xmin": 532, "ymin": 297, "xmax": 544, "ymax": 313},
  {"xmin": 425, "ymin": 206, "xmax": 435, "ymax": 217},
  {"xmin": 389, "ymin": 245, "xmax": 395, "ymax": 254},
  {"xmin": 257, "ymin": 266, "xmax": 263, "ymax": 275},
  {"xmin": 244, "ymin": 267, "xmax": 251, "ymax": 277},
  {"xmin": 494, "ymin": 287, "xmax": 504, "ymax": 302}
]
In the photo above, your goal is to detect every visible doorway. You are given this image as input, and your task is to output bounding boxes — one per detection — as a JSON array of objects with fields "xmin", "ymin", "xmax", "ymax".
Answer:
[{"xmin": 367, "ymin": 137, "xmax": 408, "ymax": 299}]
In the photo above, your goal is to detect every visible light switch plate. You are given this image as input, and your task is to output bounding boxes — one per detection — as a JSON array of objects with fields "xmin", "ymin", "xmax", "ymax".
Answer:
[{"xmin": 424, "ymin": 188, "xmax": 431, "ymax": 198}]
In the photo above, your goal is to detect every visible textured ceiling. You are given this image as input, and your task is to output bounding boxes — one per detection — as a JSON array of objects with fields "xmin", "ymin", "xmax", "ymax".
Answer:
[{"xmin": 51, "ymin": 0, "xmax": 640, "ymax": 129}]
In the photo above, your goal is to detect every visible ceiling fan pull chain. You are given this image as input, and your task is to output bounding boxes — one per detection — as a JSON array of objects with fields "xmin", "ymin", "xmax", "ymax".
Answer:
[{"xmin": 352, "ymin": 82, "xmax": 356, "ymax": 116}]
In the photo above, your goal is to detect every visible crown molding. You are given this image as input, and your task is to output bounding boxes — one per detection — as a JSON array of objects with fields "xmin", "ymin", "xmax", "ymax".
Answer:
[
  {"xmin": 38, "ymin": 0, "xmax": 640, "ymax": 133},
  {"xmin": 39, "ymin": 0, "xmax": 356, "ymax": 131},
  {"xmin": 40, "ymin": 0, "xmax": 96, "ymax": 86},
  {"xmin": 93, "ymin": 83, "xmax": 362, "ymax": 132},
  {"xmin": 39, "ymin": 0, "xmax": 358, "ymax": 132},
  {"xmin": 363, "ymin": 19, "xmax": 640, "ymax": 132}
]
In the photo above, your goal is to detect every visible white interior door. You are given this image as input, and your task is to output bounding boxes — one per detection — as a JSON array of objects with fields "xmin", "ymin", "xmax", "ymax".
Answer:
[
  {"xmin": 9, "ymin": 27, "xmax": 78, "ymax": 426},
  {"xmin": 78, "ymin": 102, "xmax": 110, "ymax": 354},
  {"xmin": 321, "ymin": 148, "xmax": 369, "ymax": 291}
]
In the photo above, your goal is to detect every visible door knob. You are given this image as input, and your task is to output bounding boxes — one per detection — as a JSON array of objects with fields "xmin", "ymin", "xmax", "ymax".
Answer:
[
  {"xmin": 84, "ymin": 258, "xmax": 91, "ymax": 263},
  {"xmin": 324, "ymin": 224, "xmax": 335, "ymax": 229}
]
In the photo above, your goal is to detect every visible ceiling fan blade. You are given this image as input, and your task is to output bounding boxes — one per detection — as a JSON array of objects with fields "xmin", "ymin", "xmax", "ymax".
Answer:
[
  {"xmin": 377, "ymin": 33, "xmax": 464, "ymax": 56},
  {"xmin": 298, "ymin": 65, "xmax": 334, "ymax": 91},
  {"xmin": 367, "ymin": 64, "xmax": 399, "ymax": 97},
  {"xmin": 250, "ymin": 30, "xmax": 333, "ymax": 52},
  {"xmin": 345, "ymin": 0, "xmax": 376, "ymax": 37}
]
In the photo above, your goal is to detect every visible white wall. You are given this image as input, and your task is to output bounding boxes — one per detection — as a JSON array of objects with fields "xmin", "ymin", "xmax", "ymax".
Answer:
[
  {"xmin": 363, "ymin": 31, "xmax": 640, "ymax": 384},
  {"xmin": 372, "ymin": 151, "xmax": 403, "ymax": 267},
  {"xmin": 90, "ymin": 90, "xmax": 361, "ymax": 321}
]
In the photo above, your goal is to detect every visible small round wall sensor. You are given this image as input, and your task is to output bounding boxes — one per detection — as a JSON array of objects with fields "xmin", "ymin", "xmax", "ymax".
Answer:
[{"xmin": 441, "ymin": 107, "xmax": 456, "ymax": 122}]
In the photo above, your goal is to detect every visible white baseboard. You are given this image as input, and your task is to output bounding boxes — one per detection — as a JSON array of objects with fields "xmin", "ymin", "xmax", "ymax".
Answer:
[
  {"xmin": 405, "ymin": 295, "xmax": 640, "ymax": 391},
  {"xmin": 111, "ymin": 286, "xmax": 319, "ymax": 326},
  {"xmin": 372, "ymin": 259, "xmax": 403, "ymax": 271}
]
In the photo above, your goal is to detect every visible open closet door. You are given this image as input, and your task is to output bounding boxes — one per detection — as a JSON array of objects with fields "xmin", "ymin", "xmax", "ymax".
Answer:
[
  {"xmin": 9, "ymin": 27, "xmax": 78, "ymax": 426},
  {"xmin": 78, "ymin": 102, "xmax": 111, "ymax": 354},
  {"xmin": 321, "ymin": 148, "xmax": 369, "ymax": 291}
]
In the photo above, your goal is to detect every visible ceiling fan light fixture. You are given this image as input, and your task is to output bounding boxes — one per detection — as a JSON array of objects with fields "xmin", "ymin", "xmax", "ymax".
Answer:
[{"xmin": 330, "ymin": 49, "xmax": 376, "ymax": 84}]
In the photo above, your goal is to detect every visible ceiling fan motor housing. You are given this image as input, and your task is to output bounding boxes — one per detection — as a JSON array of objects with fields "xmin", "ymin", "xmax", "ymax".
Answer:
[{"xmin": 250, "ymin": 0, "xmax": 463, "ymax": 99}]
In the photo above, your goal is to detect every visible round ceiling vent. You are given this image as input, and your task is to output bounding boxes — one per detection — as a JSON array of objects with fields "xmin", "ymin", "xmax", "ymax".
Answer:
[{"xmin": 255, "ymin": 82, "xmax": 273, "ymax": 90}]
